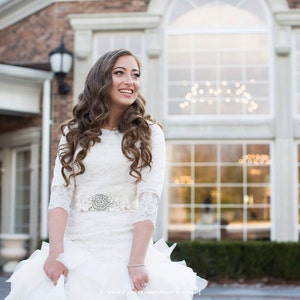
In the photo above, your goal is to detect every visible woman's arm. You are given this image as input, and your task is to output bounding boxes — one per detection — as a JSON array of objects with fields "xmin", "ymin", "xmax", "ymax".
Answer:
[
  {"xmin": 127, "ymin": 220, "xmax": 153, "ymax": 291},
  {"xmin": 43, "ymin": 134, "xmax": 74, "ymax": 285},
  {"xmin": 128, "ymin": 124, "xmax": 166, "ymax": 291},
  {"xmin": 43, "ymin": 208, "xmax": 68, "ymax": 285}
]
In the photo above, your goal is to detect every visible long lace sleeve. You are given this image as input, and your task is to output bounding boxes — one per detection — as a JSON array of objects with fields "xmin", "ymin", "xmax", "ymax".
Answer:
[
  {"xmin": 137, "ymin": 124, "xmax": 166, "ymax": 196},
  {"xmin": 134, "ymin": 192, "xmax": 159, "ymax": 226},
  {"xmin": 135, "ymin": 124, "xmax": 166, "ymax": 226},
  {"xmin": 48, "ymin": 135, "xmax": 75, "ymax": 212}
]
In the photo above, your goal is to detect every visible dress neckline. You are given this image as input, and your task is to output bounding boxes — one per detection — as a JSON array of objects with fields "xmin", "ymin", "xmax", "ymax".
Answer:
[{"xmin": 101, "ymin": 128, "xmax": 120, "ymax": 135}]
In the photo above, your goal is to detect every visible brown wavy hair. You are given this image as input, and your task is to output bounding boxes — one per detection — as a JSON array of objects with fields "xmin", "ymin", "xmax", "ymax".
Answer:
[{"xmin": 59, "ymin": 49, "xmax": 157, "ymax": 186}]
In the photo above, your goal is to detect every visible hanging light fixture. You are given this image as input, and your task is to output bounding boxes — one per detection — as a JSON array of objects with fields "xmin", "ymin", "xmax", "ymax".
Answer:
[{"xmin": 49, "ymin": 37, "xmax": 73, "ymax": 95}]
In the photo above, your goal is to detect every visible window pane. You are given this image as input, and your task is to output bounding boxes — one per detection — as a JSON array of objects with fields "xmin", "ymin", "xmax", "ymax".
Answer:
[
  {"xmin": 194, "ymin": 67, "xmax": 217, "ymax": 81},
  {"xmin": 169, "ymin": 166, "xmax": 192, "ymax": 185},
  {"xmin": 168, "ymin": 51, "xmax": 192, "ymax": 65},
  {"xmin": 221, "ymin": 207, "xmax": 243, "ymax": 223},
  {"xmin": 169, "ymin": 187, "xmax": 191, "ymax": 204},
  {"xmin": 246, "ymin": 187, "xmax": 270, "ymax": 204},
  {"xmin": 194, "ymin": 51, "xmax": 217, "ymax": 65},
  {"xmin": 168, "ymin": 84, "xmax": 188, "ymax": 98},
  {"xmin": 221, "ymin": 144, "xmax": 243, "ymax": 162},
  {"xmin": 167, "ymin": 144, "xmax": 191, "ymax": 162},
  {"xmin": 169, "ymin": 207, "xmax": 191, "ymax": 223},
  {"xmin": 195, "ymin": 166, "xmax": 217, "ymax": 183},
  {"xmin": 195, "ymin": 187, "xmax": 217, "ymax": 205},
  {"xmin": 168, "ymin": 68, "xmax": 191, "ymax": 82},
  {"xmin": 220, "ymin": 187, "xmax": 243, "ymax": 204},
  {"xmin": 219, "ymin": 67, "xmax": 243, "ymax": 80},
  {"xmin": 247, "ymin": 228, "xmax": 270, "ymax": 241},
  {"xmin": 195, "ymin": 144, "xmax": 217, "ymax": 162},
  {"xmin": 247, "ymin": 207, "xmax": 270, "ymax": 222},
  {"xmin": 247, "ymin": 166, "xmax": 270, "ymax": 183},
  {"xmin": 15, "ymin": 150, "xmax": 31, "ymax": 233}
]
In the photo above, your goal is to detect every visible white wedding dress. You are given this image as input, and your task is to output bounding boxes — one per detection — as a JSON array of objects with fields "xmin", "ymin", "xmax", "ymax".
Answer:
[{"xmin": 5, "ymin": 124, "xmax": 207, "ymax": 300}]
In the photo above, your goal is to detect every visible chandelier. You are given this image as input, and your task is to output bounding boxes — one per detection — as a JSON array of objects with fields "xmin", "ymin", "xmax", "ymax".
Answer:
[
  {"xmin": 180, "ymin": 81, "xmax": 258, "ymax": 113},
  {"xmin": 238, "ymin": 154, "xmax": 271, "ymax": 165}
]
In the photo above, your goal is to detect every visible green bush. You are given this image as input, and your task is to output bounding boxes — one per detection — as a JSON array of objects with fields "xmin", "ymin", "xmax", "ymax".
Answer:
[{"xmin": 170, "ymin": 240, "xmax": 300, "ymax": 282}]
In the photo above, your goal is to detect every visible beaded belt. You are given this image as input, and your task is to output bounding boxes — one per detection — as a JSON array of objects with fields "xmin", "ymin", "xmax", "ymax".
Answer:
[{"xmin": 86, "ymin": 194, "xmax": 120, "ymax": 211}]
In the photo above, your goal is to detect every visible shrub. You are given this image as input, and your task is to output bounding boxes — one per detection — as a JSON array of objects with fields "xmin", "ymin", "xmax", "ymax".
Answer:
[{"xmin": 170, "ymin": 240, "xmax": 300, "ymax": 282}]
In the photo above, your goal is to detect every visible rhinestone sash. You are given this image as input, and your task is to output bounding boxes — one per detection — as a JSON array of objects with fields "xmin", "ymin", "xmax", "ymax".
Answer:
[{"xmin": 86, "ymin": 194, "xmax": 119, "ymax": 211}]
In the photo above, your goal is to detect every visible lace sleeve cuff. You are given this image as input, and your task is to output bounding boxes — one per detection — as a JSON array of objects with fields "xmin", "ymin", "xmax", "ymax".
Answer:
[
  {"xmin": 134, "ymin": 192, "xmax": 159, "ymax": 227},
  {"xmin": 48, "ymin": 185, "xmax": 73, "ymax": 212}
]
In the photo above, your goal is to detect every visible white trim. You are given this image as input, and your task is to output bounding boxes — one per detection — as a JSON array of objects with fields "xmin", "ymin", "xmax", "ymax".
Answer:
[
  {"xmin": 41, "ymin": 79, "xmax": 52, "ymax": 240},
  {"xmin": 69, "ymin": 12, "xmax": 161, "ymax": 31},
  {"xmin": 266, "ymin": 0, "xmax": 289, "ymax": 11},
  {"xmin": 275, "ymin": 10, "xmax": 300, "ymax": 26},
  {"xmin": 147, "ymin": 0, "xmax": 172, "ymax": 14},
  {"xmin": 0, "ymin": 0, "xmax": 53, "ymax": 30},
  {"xmin": 0, "ymin": 64, "xmax": 52, "ymax": 240},
  {"xmin": 0, "ymin": 64, "xmax": 53, "ymax": 82}
]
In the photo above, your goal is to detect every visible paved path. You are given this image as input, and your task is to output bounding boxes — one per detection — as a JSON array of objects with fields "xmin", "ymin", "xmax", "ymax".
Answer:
[
  {"xmin": 197, "ymin": 284, "xmax": 300, "ymax": 300},
  {"xmin": 1, "ymin": 275, "xmax": 300, "ymax": 299}
]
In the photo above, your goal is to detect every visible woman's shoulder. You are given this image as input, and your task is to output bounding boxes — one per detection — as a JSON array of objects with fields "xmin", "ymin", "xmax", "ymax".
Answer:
[
  {"xmin": 148, "ymin": 121, "xmax": 162, "ymax": 131},
  {"xmin": 148, "ymin": 122, "xmax": 164, "ymax": 139}
]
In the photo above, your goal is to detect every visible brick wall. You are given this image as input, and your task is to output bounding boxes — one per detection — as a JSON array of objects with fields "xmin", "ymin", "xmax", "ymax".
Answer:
[
  {"xmin": 287, "ymin": 0, "xmax": 300, "ymax": 8},
  {"xmin": 0, "ymin": 0, "xmax": 149, "ymax": 65},
  {"xmin": 0, "ymin": 115, "xmax": 41, "ymax": 134},
  {"xmin": 0, "ymin": 0, "xmax": 149, "ymax": 167}
]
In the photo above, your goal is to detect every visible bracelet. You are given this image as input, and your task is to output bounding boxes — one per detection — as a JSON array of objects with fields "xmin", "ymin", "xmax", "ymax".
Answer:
[{"xmin": 127, "ymin": 264, "xmax": 145, "ymax": 268}]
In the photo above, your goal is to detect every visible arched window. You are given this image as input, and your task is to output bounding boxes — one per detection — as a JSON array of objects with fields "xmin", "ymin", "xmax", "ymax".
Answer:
[{"xmin": 166, "ymin": 0, "xmax": 272, "ymax": 116}]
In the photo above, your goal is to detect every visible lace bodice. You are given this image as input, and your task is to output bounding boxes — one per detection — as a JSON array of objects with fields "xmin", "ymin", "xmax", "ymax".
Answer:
[{"xmin": 49, "ymin": 124, "xmax": 165, "ymax": 225}]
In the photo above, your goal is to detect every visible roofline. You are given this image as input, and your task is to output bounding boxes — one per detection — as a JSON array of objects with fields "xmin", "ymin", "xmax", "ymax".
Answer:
[
  {"xmin": 0, "ymin": 0, "xmax": 53, "ymax": 30},
  {"xmin": 0, "ymin": 63, "xmax": 53, "ymax": 81}
]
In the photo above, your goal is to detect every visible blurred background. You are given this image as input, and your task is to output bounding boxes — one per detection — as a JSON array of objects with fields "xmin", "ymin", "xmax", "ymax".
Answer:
[{"xmin": 0, "ymin": 1, "xmax": 299, "ymax": 268}]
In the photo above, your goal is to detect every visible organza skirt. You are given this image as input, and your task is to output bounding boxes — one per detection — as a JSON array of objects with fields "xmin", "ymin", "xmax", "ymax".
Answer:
[{"xmin": 5, "ymin": 210, "xmax": 208, "ymax": 300}]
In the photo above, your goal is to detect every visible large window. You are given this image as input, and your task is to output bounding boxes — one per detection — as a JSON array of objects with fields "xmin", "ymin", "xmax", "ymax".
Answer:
[
  {"xmin": 167, "ymin": 142, "xmax": 271, "ymax": 241},
  {"xmin": 93, "ymin": 33, "xmax": 146, "ymax": 91},
  {"xmin": 93, "ymin": 33, "xmax": 145, "ymax": 63},
  {"xmin": 166, "ymin": 0, "xmax": 272, "ymax": 116}
]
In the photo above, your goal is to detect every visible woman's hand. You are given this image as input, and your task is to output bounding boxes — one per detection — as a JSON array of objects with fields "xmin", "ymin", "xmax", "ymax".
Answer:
[
  {"xmin": 43, "ymin": 255, "xmax": 68, "ymax": 286},
  {"xmin": 127, "ymin": 265, "xmax": 149, "ymax": 292}
]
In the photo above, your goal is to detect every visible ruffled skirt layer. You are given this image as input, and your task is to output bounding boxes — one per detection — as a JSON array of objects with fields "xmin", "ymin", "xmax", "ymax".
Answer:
[{"xmin": 5, "ymin": 210, "xmax": 207, "ymax": 300}]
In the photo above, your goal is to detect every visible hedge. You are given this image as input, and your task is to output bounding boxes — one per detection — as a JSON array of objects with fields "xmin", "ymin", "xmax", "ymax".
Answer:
[{"xmin": 169, "ymin": 240, "xmax": 300, "ymax": 282}]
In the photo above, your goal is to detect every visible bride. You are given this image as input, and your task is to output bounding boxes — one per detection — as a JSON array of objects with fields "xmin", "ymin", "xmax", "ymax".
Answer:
[{"xmin": 5, "ymin": 48, "xmax": 207, "ymax": 300}]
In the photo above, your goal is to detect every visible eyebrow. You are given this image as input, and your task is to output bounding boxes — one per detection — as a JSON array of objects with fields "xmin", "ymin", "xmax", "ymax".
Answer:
[{"xmin": 112, "ymin": 66, "xmax": 140, "ymax": 72}]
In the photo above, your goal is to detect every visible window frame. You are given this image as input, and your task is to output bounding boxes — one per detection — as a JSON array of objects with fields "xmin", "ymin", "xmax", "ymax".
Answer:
[
  {"xmin": 164, "ymin": 0, "xmax": 274, "ymax": 120},
  {"xmin": 166, "ymin": 140, "xmax": 273, "ymax": 241}
]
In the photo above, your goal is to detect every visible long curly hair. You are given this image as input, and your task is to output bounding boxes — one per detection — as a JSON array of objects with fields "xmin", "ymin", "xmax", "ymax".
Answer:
[{"xmin": 59, "ymin": 49, "xmax": 156, "ymax": 186}]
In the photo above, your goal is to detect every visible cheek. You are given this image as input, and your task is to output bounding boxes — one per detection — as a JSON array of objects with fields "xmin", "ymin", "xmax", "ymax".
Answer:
[{"xmin": 134, "ymin": 81, "xmax": 141, "ymax": 91}]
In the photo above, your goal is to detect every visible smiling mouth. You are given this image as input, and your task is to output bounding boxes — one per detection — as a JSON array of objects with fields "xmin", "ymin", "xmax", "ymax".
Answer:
[{"xmin": 119, "ymin": 89, "xmax": 133, "ymax": 95}]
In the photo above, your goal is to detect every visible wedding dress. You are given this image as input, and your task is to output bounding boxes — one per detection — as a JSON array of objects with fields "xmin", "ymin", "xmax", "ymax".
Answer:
[{"xmin": 5, "ymin": 124, "xmax": 207, "ymax": 300}]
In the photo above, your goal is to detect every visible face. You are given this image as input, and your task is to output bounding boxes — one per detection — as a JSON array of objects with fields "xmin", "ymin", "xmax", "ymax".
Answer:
[{"xmin": 110, "ymin": 55, "xmax": 141, "ymax": 110}]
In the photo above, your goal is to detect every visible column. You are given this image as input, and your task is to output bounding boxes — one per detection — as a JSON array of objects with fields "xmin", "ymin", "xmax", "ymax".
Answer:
[{"xmin": 272, "ymin": 25, "xmax": 298, "ymax": 241}]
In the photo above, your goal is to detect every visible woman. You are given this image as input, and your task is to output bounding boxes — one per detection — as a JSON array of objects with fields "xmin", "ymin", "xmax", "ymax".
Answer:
[{"xmin": 5, "ymin": 49, "xmax": 207, "ymax": 299}]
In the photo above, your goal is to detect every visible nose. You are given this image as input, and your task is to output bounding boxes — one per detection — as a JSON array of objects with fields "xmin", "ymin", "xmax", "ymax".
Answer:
[{"xmin": 123, "ymin": 74, "xmax": 134, "ymax": 85}]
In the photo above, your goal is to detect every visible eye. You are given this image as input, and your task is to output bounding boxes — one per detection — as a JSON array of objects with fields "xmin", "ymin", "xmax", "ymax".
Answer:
[
  {"xmin": 114, "ymin": 70, "xmax": 124, "ymax": 75},
  {"xmin": 132, "ymin": 73, "xmax": 140, "ymax": 79}
]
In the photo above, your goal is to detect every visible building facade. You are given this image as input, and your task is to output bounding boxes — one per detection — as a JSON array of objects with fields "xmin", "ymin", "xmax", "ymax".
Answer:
[{"xmin": 0, "ymin": 0, "xmax": 300, "ymax": 253}]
